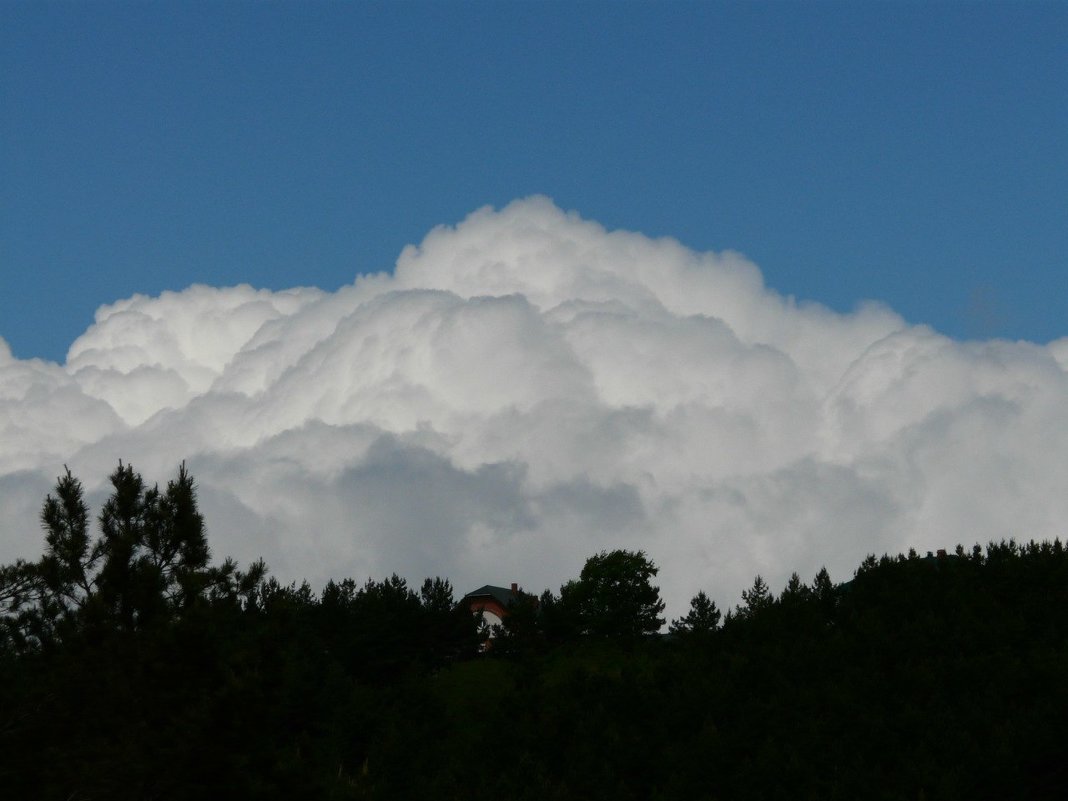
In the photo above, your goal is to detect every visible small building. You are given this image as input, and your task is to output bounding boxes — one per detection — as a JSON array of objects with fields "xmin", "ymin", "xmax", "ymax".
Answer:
[{"xmin": 460, "ymin": 583, "xmax": 521, "ymax": 632}]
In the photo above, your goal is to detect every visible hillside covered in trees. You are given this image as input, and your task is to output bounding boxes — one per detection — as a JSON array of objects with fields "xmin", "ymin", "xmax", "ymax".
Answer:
[{"xmin": 1, "ymin": 465, "xmax": 1066, "ymax": 799}]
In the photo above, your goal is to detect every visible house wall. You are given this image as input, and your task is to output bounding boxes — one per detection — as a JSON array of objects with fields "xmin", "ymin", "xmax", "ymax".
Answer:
[{"xmin": 466, "ymin": 598, "xmax": 508, "ymax": 623}]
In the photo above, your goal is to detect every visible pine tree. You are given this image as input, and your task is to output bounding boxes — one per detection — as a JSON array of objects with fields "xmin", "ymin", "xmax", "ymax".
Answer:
[
  {"xmin": 669, "ymin": 590, "xmax": 721, "ymax": 635},
  {"xmin": 0, "ymin": 462, "xmax": 262, "ymax": 645},
  {"xmin": 779, "ymin": 572, "xmax": 812, "ymax": 604},
  {"xmin": 812, "ymin": 566, "xmax": 836, "ymax": 617},
  {"xmin": 737, "ymin": 575, "xmax": 772, "ymax": 619},
  {"xmin": 0, "ymin": 559, "xmax": 38, "ymax": 650},
  {"xmin": 419, "ymin": 576, "xmax": 454, "ymax": 613},
  {"xmin": 33, "ymin": 468, "xmax": 98, "ymax": 639},
  {"xmin": 95, "ymin": 461, "xmax": 149, "ymax": 628}
]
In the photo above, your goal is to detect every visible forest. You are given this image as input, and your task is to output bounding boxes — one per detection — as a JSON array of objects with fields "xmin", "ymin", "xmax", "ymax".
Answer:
[{"xmin": 1, "ymin": 464, "xmax": 1066, "ymax": 800}]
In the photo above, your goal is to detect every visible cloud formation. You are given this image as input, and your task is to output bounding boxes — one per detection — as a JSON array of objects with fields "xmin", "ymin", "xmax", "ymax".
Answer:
[{"xmin": 3, "ymin": 197, "xmax": 1067, "ymax": 615}]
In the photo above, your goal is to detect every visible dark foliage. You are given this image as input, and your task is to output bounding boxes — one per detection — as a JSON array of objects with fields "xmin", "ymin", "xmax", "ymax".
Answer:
[
  {"xmin": 2, "ymin": 468, "xmax": 1066, "ymax": 799},
  {"xmin": 670, "ymin": 589, "xmax": 721, "ymax": 635},
  {"xmin": 559, "ymin": 549, "xmax": 666, "ymax": 639}
]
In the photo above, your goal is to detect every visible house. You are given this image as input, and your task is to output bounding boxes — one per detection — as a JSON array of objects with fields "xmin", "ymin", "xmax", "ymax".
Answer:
[{"xmin": 460, "ymin": 583, "xmax": 521, "ymax": 632}]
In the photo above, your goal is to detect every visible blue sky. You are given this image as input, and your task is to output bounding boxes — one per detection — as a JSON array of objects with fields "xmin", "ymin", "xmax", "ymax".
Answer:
[{"xmin": 2, "ymin": 0, "xmax": 1065, "ymax": 364}]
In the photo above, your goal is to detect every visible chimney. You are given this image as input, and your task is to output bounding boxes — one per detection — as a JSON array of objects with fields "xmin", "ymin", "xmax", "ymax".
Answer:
[{"xmin": 510, "ymin": 583, "xmax": 518, "ymax": 595}]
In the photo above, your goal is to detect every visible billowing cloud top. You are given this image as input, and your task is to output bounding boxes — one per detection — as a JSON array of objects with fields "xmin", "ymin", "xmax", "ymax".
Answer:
[{"xmin": 3, "ymin": 197, "xmax": 1068, "ymax": 615}]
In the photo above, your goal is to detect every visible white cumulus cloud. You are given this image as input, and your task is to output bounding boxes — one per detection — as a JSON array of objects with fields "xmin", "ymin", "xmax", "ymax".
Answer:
[{"xmin": 2, "ymin": 197, "xmax": 1067, "ymax": 616}]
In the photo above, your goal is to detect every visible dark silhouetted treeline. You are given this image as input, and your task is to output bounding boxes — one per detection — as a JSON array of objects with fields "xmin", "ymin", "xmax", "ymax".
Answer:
[{"xmin": 2, "ymin": 465, "xmax": 1067, "ymax": 799}]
